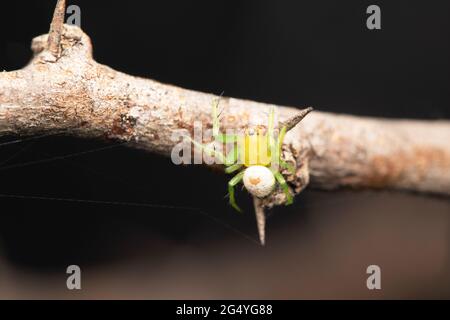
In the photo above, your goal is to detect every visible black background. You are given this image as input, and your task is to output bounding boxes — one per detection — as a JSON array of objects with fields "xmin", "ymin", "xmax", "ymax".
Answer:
[{"xmin": 0, "ymin": 0, "xmax": 449, "ymax": 299}]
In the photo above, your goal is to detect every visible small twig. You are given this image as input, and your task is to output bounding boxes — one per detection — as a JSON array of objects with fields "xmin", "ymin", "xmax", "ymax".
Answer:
[
  {"xmin": 278, "ymin": 107, "xmax": 314, "ymax": 131},
  {"xmin": 47, "ymin": 0, "xmax": 66, "ymax": 57},
  {"xmin": 253, "ymin": 197, "xmax": 266, "ymax": 246}
]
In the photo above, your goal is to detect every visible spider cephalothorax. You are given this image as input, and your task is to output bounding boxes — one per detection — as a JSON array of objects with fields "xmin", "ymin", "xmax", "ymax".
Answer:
[{"xmin": 186, "ymin": 97, "xmax": 313, "ymax": 212}]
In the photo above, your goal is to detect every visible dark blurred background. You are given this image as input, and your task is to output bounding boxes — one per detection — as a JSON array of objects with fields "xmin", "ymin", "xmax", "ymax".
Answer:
[{"xmin": 0, "ymin": 0, "xmax": 449, "ymax": 299}]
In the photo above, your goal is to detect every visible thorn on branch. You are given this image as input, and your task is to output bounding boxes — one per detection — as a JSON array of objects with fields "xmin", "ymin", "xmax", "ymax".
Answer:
[
  {"xmin": 253, "ymin": 197, "xmax": 266, "ymax": 246},
  {"xmin": 279, "ymin": 107, "xmax": 314, "ymax": 132},
  {"xmin": 47, "ymin": 0, "xmax": 66, "ymax": 58}
]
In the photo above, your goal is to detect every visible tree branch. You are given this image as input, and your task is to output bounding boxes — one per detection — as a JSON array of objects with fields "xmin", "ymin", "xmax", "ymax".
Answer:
[{"xmin": 1, "ymin": 2, "xmax": 449, "ymax": 244}]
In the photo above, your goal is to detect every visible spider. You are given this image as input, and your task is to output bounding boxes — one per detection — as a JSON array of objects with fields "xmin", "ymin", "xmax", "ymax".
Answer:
[{"xmin": 185, "ymin": 96, "xmax": 312, "ymax": 212}]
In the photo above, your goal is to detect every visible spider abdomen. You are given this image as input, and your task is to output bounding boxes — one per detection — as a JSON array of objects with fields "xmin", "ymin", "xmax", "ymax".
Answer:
[{"xmin": 243, "ymin": 166, "xmax": 275, "ymax": 198}]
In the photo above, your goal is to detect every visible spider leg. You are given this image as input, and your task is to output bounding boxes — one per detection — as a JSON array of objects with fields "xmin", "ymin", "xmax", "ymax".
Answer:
[
  {"xmin": 212, "ymin": 96, "xmax": 221, "ymax": 138},
  {"xmin": 280, "ymin": 159, "xmax": 296, "ymax": 175},
  {"xmin": 273, "ymin": 170, "xmax": 293, "ymax": 205},
  {"xmin": 225, "ymin": 163, "xmax": 243, "ymax": 174},
  {"xmin": 268, "ymin": 105, "xmax": 276, "ymax": 151},
  {"xmin": 228, "ymin": 171, "xmax": 245, "ymax": 212},
  {"xmin": 182, "ymin": 135, "xmax": 226, "ymax": 164},
  {"xmin": 216, "ymin": 133, "xmax": 239, "ymax": 144},
  {"xmin": 276, "ymin": 124, "xmax": 296, "ymax": 174},
  {"xmin": 224, "ymin": 144, "xmax": 239, "ymax": 166},
  {"xmin": 212, "ymin": 95, "xmax": 239, "ymax": 143},
  {"xmin": 271, "ymin": 125, "xmax": 287, "ymax": 170},
  {"xmin": 277, "ymin": 126, "xmax": 287, "ymax": 157}
]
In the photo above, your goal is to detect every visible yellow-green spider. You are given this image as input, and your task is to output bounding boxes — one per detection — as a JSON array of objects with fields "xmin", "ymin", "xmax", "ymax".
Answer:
[{"xmin": 186, "ymin": 97, "xmax": 313, "ymax": 212}]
